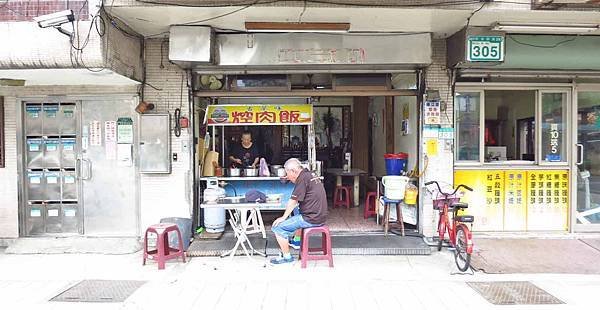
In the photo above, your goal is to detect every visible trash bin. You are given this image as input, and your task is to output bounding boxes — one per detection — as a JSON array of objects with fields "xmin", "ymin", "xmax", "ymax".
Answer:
[
  {"xmin": 159, "ymin": 217, "xmax": 193, "ymax": 251},
  {"xmin": 384, "ymin": 153, "xmax": 408, "ymax": 175}
]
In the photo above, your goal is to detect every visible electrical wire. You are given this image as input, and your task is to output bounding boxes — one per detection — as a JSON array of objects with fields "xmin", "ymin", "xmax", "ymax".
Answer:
[
  {"xmin": 0, "ymin": 0, "xmax": 28, "ymax": 17},
  {"xmin": 137, "ymin": 0, "xmax": 485, "ymax": 8},
  {"xmin": 508, "ymin": 34, "xmax": 577, "ymax": 48},
  {"xmin": 174, "ymin": 108, "xmax": 182, "ymax": 137},
  {"xmin": 143, "ymin": 0, "xmax": 490, "ymax": 37},
  {"xmin": 146, "ymin": 0, "xmax": 270, "ymax": 37},
  {"xmin": 465, "ymin": 1, "xmax": 487, "ymax": 30},
  {"xmin": 298, "ymin": 0, "xmax": 308, "ymax": 23}
]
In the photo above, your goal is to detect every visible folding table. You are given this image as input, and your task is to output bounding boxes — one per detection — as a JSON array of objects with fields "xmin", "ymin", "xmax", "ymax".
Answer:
[{"xmin": 201, "ymin": 202, "xmax": 279, "ymax": 259}]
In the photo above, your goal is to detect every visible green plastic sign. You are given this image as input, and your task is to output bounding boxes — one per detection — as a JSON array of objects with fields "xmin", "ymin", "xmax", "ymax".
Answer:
[{"xmin": 467, "ymin": 36, "xmax": 504, "ymax": 62}]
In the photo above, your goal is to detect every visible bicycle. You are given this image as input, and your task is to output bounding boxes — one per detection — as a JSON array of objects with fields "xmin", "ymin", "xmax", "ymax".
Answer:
[{"xmin": 425, "ymin": 181, "xmax": 474, "ymax": 272}]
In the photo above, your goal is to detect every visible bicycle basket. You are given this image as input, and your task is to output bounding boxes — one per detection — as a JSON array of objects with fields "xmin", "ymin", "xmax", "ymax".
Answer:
[{"xmin": 433, "ymin": 197, "xmax": 460, "ymax": 210}]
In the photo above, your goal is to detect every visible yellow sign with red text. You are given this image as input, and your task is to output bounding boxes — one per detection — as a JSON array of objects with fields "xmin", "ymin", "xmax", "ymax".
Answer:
[{"xmin": 205, "ymin": 104, "xmax": 313, "ymax": 125}]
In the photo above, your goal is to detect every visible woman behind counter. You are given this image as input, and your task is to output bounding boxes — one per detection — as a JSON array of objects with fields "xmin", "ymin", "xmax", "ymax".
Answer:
[{"xmin": 229, "ymin": 131, "xmax": 261, "ymax": 168}]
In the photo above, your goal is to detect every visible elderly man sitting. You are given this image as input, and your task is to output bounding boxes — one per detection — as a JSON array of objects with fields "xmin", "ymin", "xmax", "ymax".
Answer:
[{"xmin": 270, "ymin": 158, "xmax": 329, "ymax": 264}]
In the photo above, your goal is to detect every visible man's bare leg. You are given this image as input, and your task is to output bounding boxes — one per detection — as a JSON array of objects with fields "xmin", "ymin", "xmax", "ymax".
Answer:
[{"xmin": 275, "ymin": 234, "xmax": 291, "ymax": 255}]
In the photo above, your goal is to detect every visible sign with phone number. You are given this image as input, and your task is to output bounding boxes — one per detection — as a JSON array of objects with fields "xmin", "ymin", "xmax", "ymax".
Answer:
[{"xmin": 467, "ymin": 35, "xmax": 504, "ymax": 62}]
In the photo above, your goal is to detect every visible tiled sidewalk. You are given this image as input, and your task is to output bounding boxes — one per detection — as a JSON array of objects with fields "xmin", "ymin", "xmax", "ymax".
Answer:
[{"xmin": 2, "ymin": 250, "xmax": 600, "ymax": 310}]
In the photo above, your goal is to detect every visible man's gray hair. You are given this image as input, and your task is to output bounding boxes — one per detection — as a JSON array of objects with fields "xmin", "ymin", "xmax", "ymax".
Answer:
[{"xmin": 284, "ymin": 158, "xmax": 303, "ymax": 172}]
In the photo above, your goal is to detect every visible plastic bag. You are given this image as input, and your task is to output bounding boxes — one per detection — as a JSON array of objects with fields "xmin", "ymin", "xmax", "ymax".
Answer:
[
  {"xmin": 404, "ymin": 183, "xmax": 418, "ymax": 205},
  {"xmin": 259, "ymin": 158, "xmax": 270, "ymax": 176}
]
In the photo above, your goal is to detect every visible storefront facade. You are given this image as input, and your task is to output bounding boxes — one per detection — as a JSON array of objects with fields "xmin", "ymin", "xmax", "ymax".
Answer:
[
  {"xmin": 179, "ymin": 29, "xmax": 431, "ymax": 233},
  {"xmin": 4, "ymin": 1, "xmax": 600, "ymax": 245},
  {"xmin": 448, "ymin": 29, "xmax": 600, "ymax": 233}
]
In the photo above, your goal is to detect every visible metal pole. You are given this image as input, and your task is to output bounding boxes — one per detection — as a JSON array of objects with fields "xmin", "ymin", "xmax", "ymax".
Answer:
[
  {"xmin": 212, "ymin": 127, "xmax": 215, "ymax": 152},
  {"xmin": 221, "ymin": 126, "xmax": 225, "ymax": 168}
]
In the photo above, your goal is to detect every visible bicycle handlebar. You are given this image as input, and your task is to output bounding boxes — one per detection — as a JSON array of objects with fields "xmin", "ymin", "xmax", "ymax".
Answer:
[{"xmin": 425, "ymin": 181, "xmax": 473, "ymax": 196}]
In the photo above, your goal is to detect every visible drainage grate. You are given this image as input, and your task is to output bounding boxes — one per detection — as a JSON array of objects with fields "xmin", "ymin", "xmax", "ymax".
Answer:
[
  {"xmin": 50, "ymin": 280, "xmax": 146, "ymax": 303},
  {"xmin": 467, "ymin": 281, "xmax": 564, "ymax": 305}
]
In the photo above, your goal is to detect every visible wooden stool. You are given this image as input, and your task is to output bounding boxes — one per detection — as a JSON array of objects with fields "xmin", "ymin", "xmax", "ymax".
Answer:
[
  {"xmin": 382, "ymin": 197, "xmax": 405, "ymax": 236},
  {"xmin": 143, "ymin": 223, "xmax": 186, "ymax": 270},
  {"xmin": 300, "ymin": 225, "xmax": 334, "ymax": 268}
]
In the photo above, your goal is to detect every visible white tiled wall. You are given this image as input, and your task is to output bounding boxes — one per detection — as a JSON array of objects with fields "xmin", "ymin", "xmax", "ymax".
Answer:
[
  {"xmin": 138, "ymin": 39, "xmax": 193, "ymax": 231},
  {"xmin": 421, "ymin": 39, "xmax": 455, "ymax": 237},
  {"xmin": 0, "ymin": 96, "xmax": 18, "ymax": 239}
]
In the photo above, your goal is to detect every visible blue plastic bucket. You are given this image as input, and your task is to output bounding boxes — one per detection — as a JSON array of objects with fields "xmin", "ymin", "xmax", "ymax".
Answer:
[{"xmin": 384, "ymin": 153, "xmax": 408, "ymax": 175}]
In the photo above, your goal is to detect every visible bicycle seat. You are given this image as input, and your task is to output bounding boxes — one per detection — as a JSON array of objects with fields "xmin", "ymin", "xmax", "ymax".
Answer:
[
  {"xmin": 450, "ymin": 202, "xmax": 469, "ymax": 209},
  {"xmin": 455, "ymin": 215, "xmax": 474, "ymax": 223}
]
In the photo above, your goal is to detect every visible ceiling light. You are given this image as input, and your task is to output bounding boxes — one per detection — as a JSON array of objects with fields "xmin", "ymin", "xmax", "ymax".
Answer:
[
  {"xmin": 245, "ymin": 22, "xmax": 350, "ymax": 33},
  {"xmin": 492, "ymin": 22, "xmax": 599, "ymax": 34}
]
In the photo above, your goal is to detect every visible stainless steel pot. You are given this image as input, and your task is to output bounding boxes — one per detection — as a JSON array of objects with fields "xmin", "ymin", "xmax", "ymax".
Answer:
[
  {"xmin": 270, "ymin": 165, "xmax": 286, "ymax": 177},
  {"xmin": 228, "ymin": 168, "xmax": 241, "ymax": 177},
  {"xmin": 244, "ymin": 168, "xmax": 258, "ymax": 177}
]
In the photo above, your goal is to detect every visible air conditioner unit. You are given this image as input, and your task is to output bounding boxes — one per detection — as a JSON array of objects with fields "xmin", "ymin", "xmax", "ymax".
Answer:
[{"xmin": 169, "ymin": 26, "xmax": 215, "ymax": 67}]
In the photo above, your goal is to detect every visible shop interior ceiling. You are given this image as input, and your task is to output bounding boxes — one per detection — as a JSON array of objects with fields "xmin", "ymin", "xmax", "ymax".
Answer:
[
  {"xmin": 108, "ymin": 5, "xmax": 600, "ymax": 38},
  {"xmin": 191, "ymin": 73, "xmax": 415, "ymax": 91}
]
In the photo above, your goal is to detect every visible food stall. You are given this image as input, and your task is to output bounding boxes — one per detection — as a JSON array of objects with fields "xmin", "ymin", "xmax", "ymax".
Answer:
[{"xmin": 198, "ymin": 101, "xmax": 317, "ymax": 255}]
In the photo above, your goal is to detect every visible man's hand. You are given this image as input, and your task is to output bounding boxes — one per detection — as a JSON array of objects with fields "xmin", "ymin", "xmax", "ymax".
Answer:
[
  {"xmin": 234, "ymin": 158, "xmax": 242, "ymax": 165},
  {"xmin": 272, "ymin": 216, "xmax": 286, "ymax": 227}
]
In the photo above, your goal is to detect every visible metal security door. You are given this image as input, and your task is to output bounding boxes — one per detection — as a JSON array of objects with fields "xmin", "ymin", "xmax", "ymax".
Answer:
[{"xmin": 80, "ymin": 98, "xmax": 139, "ymax": 236}]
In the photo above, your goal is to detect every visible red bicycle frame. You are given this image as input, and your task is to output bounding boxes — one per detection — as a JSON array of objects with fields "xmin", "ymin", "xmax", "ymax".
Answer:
[{"xmin": 436, "ymin": 200, "xmax": 473, "ymax": 254}]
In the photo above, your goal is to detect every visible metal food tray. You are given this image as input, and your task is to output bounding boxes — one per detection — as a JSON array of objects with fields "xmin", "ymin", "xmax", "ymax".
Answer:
[{"xmin": 220, "ymin": 196, "xmax": 246, "ymax": 204}]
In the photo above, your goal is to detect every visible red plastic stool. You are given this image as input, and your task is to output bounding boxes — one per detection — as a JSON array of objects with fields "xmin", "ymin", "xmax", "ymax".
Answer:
[
  {"xmin": 333, "ymin": 186, "xmax": 352, "ymax": 209},
  {"xmin": 364, "ymin": 191, "xmax": 378, "ymax": 219},
  {"xmin": 300, "ymin": 225, "xmax": 334, "ymax": 268},
  {"xmin": 143, "ymin": 223, "xmax": 186, "ymax": 270}
]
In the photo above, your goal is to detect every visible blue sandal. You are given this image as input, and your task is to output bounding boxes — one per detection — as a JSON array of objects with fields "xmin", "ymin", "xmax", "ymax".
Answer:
[{"xmin": 270, "ymin": 253, "xmax": 294, "ymax": 264}]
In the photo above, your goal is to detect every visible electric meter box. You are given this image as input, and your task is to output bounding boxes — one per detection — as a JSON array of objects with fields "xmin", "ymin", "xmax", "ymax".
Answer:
[{"xmin": 139, "ymin": 114, "xmax": 171, "ymax": 174}]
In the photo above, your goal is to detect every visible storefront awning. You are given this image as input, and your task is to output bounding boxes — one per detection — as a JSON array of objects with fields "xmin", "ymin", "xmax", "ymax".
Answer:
[
  {"xmin": 170, "ymin": 27, "xmax": 432, "ymax": 70},
  {"xmin": 457, "ymin": 68, "xmax": 600, "ymax": 79}
]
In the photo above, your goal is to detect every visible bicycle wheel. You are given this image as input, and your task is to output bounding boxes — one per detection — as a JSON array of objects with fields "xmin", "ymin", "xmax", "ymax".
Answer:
[
  {"xmin": 454, "ymin": 226, "xmax": 471, "ymax": 272},
  {"xmin": 437, "ymin": 218, "xmax": 445, "ymax": 251}
]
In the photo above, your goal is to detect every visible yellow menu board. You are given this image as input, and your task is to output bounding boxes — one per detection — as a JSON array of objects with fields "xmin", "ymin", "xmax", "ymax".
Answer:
[
  {"xmin": 526, "ymin": 171, "xmax": 569, "ymax": 231},
  {"xmin": 504, "ymin": 171, "xmax": 527, "ymax": 231},
  {"xmin": 454, "ymin": 169, "xmax": 569, "ymax": 232},
  {"xmin": 454, "ymin": 170, "xmax": 504, "ymax": 231}
]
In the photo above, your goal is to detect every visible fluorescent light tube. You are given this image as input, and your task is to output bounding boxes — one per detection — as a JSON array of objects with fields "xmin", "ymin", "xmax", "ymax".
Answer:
[{"xmin": 492, "ymin": 22, "xmax": 599, "ymax": 34}]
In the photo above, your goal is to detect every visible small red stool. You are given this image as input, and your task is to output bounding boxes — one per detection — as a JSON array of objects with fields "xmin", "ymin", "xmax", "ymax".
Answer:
[
  {"xmin": 364, "ymin": 191, "xmax": 378, "ymax": 219},
  {"xmin": 333, "ymin": 186, "xmax": 352, "ymax": 209},
  {"xmin": 143, "ymin": 223, "xmax": 186, "ymax": 270},
  {"xmin": 300, "ymin": 225, "xmax": 334, "ymax": 268}
]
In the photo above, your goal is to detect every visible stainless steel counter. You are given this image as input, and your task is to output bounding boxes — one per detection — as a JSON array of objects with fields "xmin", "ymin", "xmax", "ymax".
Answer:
[
  {"xmin": 199, "ymin": 176, "xmax": 286, "ymax": 181},
  {"xmin": 200, "ymin": 202, "xmax": 283, "ymax": 209}
]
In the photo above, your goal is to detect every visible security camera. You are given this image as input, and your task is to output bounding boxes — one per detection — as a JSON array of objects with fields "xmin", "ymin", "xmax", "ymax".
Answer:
[{"xmin": 34, "ymin": 10, "xmax": 75, "ymax": 28}]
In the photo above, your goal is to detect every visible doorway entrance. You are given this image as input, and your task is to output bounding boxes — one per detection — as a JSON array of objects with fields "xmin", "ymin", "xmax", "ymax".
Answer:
[{"xmin": 575, "ymin": 90, "xmax": 600, "ymax": 231}]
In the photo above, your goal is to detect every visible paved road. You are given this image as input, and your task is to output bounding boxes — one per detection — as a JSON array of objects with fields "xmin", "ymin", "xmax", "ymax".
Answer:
[{"xmin": 1, "ymin": 249, "xmax": 600, "ymax": 310}]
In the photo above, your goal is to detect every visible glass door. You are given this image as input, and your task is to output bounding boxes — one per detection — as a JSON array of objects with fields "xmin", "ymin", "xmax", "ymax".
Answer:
[{"xmin": 575, "ymin": 90, "xmax": 600, "ymax": 230}]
